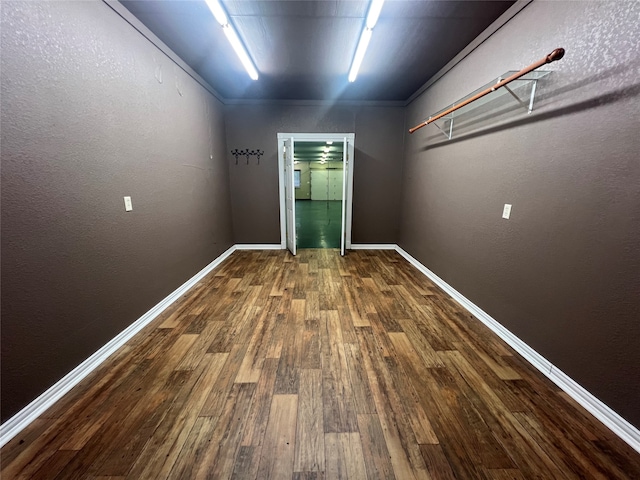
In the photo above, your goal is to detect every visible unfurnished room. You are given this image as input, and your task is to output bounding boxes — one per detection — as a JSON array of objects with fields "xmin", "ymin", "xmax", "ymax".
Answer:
[{"xmin": 1, "ymin": 0, "xmax": 639, "ymax": 478}]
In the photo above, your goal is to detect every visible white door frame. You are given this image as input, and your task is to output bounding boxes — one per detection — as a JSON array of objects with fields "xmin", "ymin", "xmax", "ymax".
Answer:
[
  {"xmin": 284, "ymin": 137, "xmax": 296, "ymax": 255},
  {"xmin": 277, "ymin": 132, "xmax": 355, "ymax": 250}
]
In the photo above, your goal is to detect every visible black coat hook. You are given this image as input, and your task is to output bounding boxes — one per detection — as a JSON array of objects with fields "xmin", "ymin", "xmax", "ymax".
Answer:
[
  {"xmin": 254, "ymin": 149, "xmax": 264, "ymax": 165},
  {"xmin": 230, "ymin": 149, "xmax": 241, "ymax": 165}
]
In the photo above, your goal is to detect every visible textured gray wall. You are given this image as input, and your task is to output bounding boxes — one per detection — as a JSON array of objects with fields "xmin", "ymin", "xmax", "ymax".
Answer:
[
  {"xmin": 401, "ymin": 0, "xmax": 640, "ymax": 427},
  {"xmin": 224, "ymin": 104, "xmax": 404, "ymax": 244},
  {"xmin": 1, "ymin": 1, "xmax": 233, "ymax": 421}
]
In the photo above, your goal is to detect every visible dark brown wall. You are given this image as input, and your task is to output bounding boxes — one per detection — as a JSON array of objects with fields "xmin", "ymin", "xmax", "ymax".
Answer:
[
  {"xmin": 224, "ymin": 104, "xmax": 404, "ymax": 244},
  {"xmin": 401, "ymin": 1, "xmax": 640, "ymax": 427},
  {"xmin": 1, "ymin": 1, "xmax": 233, "ymax": 421}
]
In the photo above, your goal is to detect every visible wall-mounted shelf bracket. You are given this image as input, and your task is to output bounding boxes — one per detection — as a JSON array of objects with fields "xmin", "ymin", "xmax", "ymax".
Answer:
[{"xmin": 429, "ymin": 70, "xmax": 551, "ymax": 140}]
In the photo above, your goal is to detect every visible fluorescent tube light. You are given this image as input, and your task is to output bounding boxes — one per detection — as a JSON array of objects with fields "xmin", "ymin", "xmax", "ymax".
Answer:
[
  {"xmin": 205, "ymin": 0, "xmax": 228, "ymax": 25},
  {"xmin": 222, "ymin": 26, "xmax": 259, "ymax": 80},
  {"xmin": 366, "ymin": 0, "xmax": 384, "ymax": 29},
  {"xmin": 348, "ymin": 0, "xmax": 384, "ymax": 82},
  {"xmin": 205, "ymin": 0, "xmax": 258, "ymax": 80},
  {"xmin": 348, "ymin": 27, "xmax": 372, "ymax": 82}
]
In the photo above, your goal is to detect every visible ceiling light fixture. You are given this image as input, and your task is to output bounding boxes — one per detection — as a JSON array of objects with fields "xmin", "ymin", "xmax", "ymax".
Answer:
[
  {"xmin": 326, "ymin": 141, "xmax": 333, "ymax": 145},
  {"xmin": 348, "ymin": 0, "xmax": 384, "ymax": 82},
  {"xmin": 205, "ymin": 0, "xmax": 259, "ymax": 80},
  {"xmin": 366, "ymin": 0, "xmax": 384, "ymax": 29}
]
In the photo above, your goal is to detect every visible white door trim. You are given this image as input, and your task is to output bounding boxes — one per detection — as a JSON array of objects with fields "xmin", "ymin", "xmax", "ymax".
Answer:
[{"xmin": 277, "ymin": 132, "xmax": 355, "ymax": 250}]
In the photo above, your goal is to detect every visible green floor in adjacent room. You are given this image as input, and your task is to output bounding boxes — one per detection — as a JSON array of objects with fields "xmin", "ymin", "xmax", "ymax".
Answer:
[{"xmin": 295, "ymin": 200, "xmax": 341, "ymax": 248}]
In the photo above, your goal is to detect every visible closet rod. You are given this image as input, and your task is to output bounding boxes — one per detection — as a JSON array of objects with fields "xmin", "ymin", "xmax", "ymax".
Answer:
[{"xmin": 408, "ymin": 48, "xmax": 565, "ymax": 134}]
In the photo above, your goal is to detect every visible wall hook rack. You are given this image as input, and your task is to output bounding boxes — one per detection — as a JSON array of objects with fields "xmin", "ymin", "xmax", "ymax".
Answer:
[{"xmin": 230, "ymin": 149, "xmax": 264, "ymax": 165}]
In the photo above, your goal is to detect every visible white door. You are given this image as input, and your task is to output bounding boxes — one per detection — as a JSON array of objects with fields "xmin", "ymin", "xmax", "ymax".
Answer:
[
  {"xmin": 284, "ymin": 138, "xmax": 296, "ymax": 255},
  {"xmin": 340, "ymin": 138, "xmax": 348, "ymax": 256}
]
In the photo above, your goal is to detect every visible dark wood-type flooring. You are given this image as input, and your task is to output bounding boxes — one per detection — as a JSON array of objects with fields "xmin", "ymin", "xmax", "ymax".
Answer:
[{"xmin": 2, "ymin": 249, "xmax": 639, "ymax": 479}]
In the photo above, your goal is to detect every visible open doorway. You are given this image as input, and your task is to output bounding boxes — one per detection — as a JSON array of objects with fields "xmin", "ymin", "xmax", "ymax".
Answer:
[
  {"xmin": 277, "ymin": 133, "xmax": 355, "ymax": 255},
  {"xmin": 295, "ymin": 141, "xmax": 344, "ymax": 248}
]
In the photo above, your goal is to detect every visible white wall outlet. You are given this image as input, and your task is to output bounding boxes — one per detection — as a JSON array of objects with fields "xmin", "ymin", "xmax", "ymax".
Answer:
[
  {"xmin": 502, "ymin": 203, "xmax": 512, "ymax": 219},
  {"xmin": 124, "ymin": 196, "xmax": 133, "ymax": 212}
]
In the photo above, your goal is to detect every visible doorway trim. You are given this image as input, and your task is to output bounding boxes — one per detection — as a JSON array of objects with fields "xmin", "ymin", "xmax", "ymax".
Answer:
[{"xmin": 277, "ymin": 132, "xmax": 355, "ymax": 250}]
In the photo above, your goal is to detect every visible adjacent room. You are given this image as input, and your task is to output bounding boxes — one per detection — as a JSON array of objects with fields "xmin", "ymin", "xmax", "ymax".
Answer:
[
  {"xmin": 2, "ymin": 0, "xmax": 639, "ymax": 478},
  {"xmin": 293, "ymin": 140, "xmax": 345, "ymax": 249}
]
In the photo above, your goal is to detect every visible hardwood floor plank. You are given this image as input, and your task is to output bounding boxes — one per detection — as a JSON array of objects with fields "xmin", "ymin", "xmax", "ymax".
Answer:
[
  {"xmin": 419, "ymin": 444, "xmax": 456, "ymax": 480},
  {"xmin": 175, "ymin": 321, "xmax": 225, "ymax": 371},
  {"xmin": 256, "ymin": 394, "xmax": 298, "ymax": 479},
  {"xmin": 300, "ymin": 329, "xmax": 322, "ymax": 369},
  {"xmin": 383, "ymin": 354, "xmax": 439, "ymax": 445},
  {"xmin": 28, "ymin": 449, "xmax": 78, "ymax": 480},
  {"xmin": 200, "ymin": 343, "xmax": 248, "ymax": 416},
  {"xmin": 325, "ymin": 432, "xmax": 367, "ymax": 480},
  {"xmin": 194, "ymin": 383, "xmax": 256, "ymax": 479},
  {"xmin": 321, "ymin": 310, "xmax": 359, "ymax": 433},
  {"xmin": 356, "ymin": 414, "xmax": 396, "ymax": 480},
  {"xmin": 273, "ymin": 298, "xmax": 305, "ymax": 391},
  {"xmin": 125, "ymin": 353, "xmax": 229, "ymax": 479},
  {"xmin": 357, "ymin": 328, "xmax": 427, "ymax": 479},
  {"xmin": 0, "ymin": 418, "xmax": 54, "ymax": 468},
  {"xmin": 390, "ymin": 327, "xmax": 443, "ymax": 369},
  {"xmin": 343, "ymin": 277, "xmax": 371, "ymax": 327},
  {"xmin": 389, "ymin": 341, "xmax": 487, "ymax": 478},
  {"xmin": 483, "ymin": 468, "xmax": 527, "ymax": 480},
  {"xmin": 235, "ymin": 317, "xmax": 268, "ymax": 383},
  {"xmin": 165, "ymin": 416, "xmax": 218, "ymax": 479},
  {"xmin": 439, "ymin": 350, "xmax": 570, "ymax": 478},
  {"xmin": 294, "ymin": 369, "xmax": 325, "ymax": 473},
  {"xmin": 305, "ymin": 290, "xmax": 320, "ymax": 320},
  {"xmin": 241, "ymin": 357, "xmax": 279, "ymax": 447},
  {"xmin": 231, "ymin": 445, "xmax": 259, "ymax": 480},
  {"xmin": 343, "ymin": 343, "xmax": 377, "ymax": 415}
]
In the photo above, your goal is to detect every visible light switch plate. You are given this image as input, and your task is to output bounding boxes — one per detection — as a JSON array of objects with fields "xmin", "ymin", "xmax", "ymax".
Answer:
[
  {"xmin": 124, "ymin": 196, "xmax": 133, "ymax": 212},
  {"xmin": 502, "ymin": 204, "xmax": 512, "ymax": 219}
]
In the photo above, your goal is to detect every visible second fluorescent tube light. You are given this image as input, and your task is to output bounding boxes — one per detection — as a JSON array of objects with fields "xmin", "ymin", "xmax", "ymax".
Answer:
[
  {"xmin": 348, "ymin": 0, "xmax": 384, "ymax": 82},
  {"xmin": 205, "ymin": 0, "xmax": 258, "ymax": 80}
]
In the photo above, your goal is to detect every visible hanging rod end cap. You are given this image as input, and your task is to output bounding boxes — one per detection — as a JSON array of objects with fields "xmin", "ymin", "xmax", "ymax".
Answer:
[{"xmin": 547, "ymin": 48, "xmax": 565, "ymax": 63}]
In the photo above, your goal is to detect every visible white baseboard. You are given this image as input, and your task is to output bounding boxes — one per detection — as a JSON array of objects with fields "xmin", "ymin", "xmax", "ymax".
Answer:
[
  {"xmin": 394, "ymin": 245, "xmax": 640, "ymax": 455},
  {"xmin": 0, "ymin": 245, "xmax": 236, "ymax": 448},
  {"xmin": 235, "ymin": 244, "xmax": 283, "ymax": 250},
  {"xmin": 350, "ymin": 244, "xmax": 397, "ymax": 250}
]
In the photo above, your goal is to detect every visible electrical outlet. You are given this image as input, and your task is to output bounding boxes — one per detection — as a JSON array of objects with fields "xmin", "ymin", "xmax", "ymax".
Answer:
[
  {"xmin": 502, "ymin": 204, "xmax": 512, "ymax": 219},
  {"xmin": 124, "ymin": 196, "xmax": 133, "ymax": 212}
]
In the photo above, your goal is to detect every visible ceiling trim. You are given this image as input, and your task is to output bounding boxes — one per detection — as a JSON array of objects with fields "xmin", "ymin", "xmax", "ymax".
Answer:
[
  {"xmin": 104, "ymin": 0, "xmax": 225, "ymax": 103},
  {"xmin": 224, "ymin": 99, "xmax": 406, "ymax": 107},
  {"xmin": 405, "ymin": 0, "xmax": 534, "ymax": 106}
]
